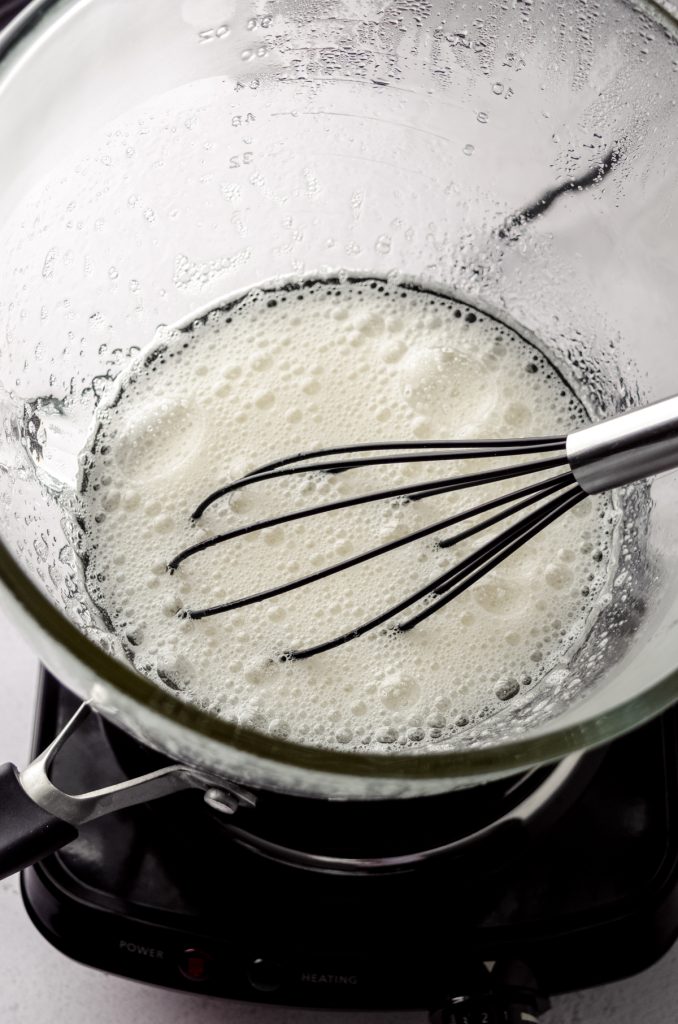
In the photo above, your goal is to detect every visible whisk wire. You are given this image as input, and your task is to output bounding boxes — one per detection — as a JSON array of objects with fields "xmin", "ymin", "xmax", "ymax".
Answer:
[
  {"xmin": 400, "ymin": 485, "xmax": 586, "ymax": 631},
  {"xmin": 286, "ymin": 483, "xmax": 585, "ymax": 660},
  {"xmin": 178, "ymin": 471, "xmax": 576, "ymax": 620},
  {"xmin": 192, "ymin": 437, "xmax": 568, "ymax": 519},
  {"xmin": 170, "ymin": 455, "xmax": 570, "ymax": 572},
  {"xmin": 239, "ymin": 436, "xmax": 567, "ymax": 478}
]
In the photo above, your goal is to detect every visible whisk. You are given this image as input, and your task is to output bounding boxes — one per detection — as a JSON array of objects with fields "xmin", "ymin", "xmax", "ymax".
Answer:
[{"xmin": 168, "ymin": 395, "xmax": 678, "ymax": 660}]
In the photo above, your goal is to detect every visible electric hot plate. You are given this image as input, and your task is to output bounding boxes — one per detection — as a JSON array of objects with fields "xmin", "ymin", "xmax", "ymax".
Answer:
[{"xmin": 20, "ymin": 669, "xmax": 678, "ymax": 1016}]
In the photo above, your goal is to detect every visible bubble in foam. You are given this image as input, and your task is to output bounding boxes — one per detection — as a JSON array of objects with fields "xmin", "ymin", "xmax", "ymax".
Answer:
[{"xmin": 80, "ymin": 276, "xmax": 616, "ymax": 754}]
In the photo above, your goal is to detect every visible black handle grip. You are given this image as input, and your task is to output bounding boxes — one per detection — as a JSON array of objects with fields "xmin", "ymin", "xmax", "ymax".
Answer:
[{"xmin": 0, "ymin": 763, "xmax": 78, "ymax": 879}]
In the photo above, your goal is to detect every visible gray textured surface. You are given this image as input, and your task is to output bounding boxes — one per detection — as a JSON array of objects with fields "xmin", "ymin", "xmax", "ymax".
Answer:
[{"xmin": 0, "ymin": 607, "xmax": 676, "ymax": 1023}]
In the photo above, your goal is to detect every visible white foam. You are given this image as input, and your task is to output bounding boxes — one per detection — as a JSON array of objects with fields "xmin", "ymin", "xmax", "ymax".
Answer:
[{"xmin": 80, "ymin": 278, "xmax": 614, "ymax": 752}]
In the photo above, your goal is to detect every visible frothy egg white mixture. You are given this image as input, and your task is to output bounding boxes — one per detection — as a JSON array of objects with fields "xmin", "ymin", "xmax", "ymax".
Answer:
[{"xmin": 80, "ymin": 278, "xmax": 614, "ymax": 752}]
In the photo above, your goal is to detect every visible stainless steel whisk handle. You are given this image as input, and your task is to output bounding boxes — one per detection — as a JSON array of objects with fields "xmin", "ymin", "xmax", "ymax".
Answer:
[{"xmin": 567, "ymin": 394, "xmax": 678, "ymax": 494}]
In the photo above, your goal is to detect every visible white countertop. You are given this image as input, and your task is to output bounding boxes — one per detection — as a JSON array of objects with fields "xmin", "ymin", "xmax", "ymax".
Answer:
[{"xmin": 1, "ymin": 607, "xmax": 677, "ymax": 1024}]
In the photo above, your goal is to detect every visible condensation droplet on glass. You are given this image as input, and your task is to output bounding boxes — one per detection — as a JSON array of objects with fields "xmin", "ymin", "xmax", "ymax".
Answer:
[
  {"xmin": 58, "ymin": 544, "xmax": 74, "ymax": 567},
  {"xmin": 477, "ymin": 110, "xmax": 488, "ymax": 123},
  {"xmin": 41, "ymin": 248, "xmax": 56, "ymax": 279},
  {"xmin": 375, "ymin": 234, "xmax": 392, "ymax": 255},
  {"xmin": 463, "ymin": 143, "xmax": 475, "ymax": 156},
  {"xmin": 241, "ymin": 48, "xmax": 253, "ymax": 60},
  {"xmin": 492, "ymin": 81, "xmax": 504, "ymax": 95},
  {"xmin": 108, "ymin": 266, "xmax": 119, "ymax": 280}
]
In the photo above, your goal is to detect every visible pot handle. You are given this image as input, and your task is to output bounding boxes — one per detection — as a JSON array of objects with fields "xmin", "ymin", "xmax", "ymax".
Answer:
[
  {"xmin": 0, "ymin": 762, "xmax": 78, "ymax": 879},
  {"xmin": 0, "ymin": 701, "xmax": 255, "ymax": 880}
]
